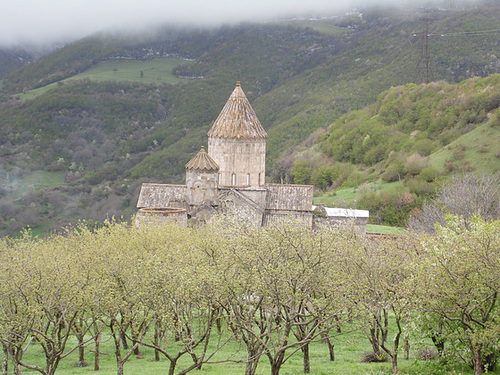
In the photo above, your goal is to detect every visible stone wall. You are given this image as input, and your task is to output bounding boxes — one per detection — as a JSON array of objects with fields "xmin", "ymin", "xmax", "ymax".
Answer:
[
  {"xmin": 208, "ymin": 138, "xmax": 266, "ymax": 187},
  {"xmin": 313, "ymin": 216, "xmax": 368, "ymax": 235},
  {"xmin": 135, "ymin": 207, "xmax": 188, "ymax": 227},
  {"xmin": 263, "ymin": 211, "xmax": 313, "ymax": 227}
]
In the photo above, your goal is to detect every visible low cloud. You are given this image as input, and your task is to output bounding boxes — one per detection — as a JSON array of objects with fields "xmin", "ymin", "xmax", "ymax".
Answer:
[{"xmin": 0, "ymin": 0, "xmax": 482, "ymax": 47}]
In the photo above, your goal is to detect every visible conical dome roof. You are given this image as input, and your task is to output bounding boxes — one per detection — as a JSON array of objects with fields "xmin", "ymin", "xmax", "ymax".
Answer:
[
  {"xmin": 185, "ymin": 146, "xmax": 219, "ymax": 172},
  {"xmin": 208, "ymin": 82, "xmax": 267, "ymax": 139}
]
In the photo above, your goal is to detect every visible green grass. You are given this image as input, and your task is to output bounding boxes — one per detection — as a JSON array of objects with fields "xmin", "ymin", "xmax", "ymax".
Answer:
[
  {"xmin": 68, "ymin": 57, "xmax": 194, "ymax": 84},
  {"xmin": 16, "ymin": 57, "xmax": 194, "ymax": 100},
  {"xmin": 276, "ymin": 20, "xmax": 354, "ymax": 36},
  {"xmin": 430, "ymin": 121, "xmax": 500, "ymax": 175},
  {"xmin": 366, "ymin": 224, "xmax": 405, "ymax": 235},
  {"xmin": 8, "ymin": 170, "xmax": 66, "ymax": 198},
  {"xmin": 17, "ymin": 320, "xmax": 479, "ymax": 375},
  {"xmin": 16, "ymin": 82, "xmax": 59, "ymax": 100},
  {"xmin": 314, "ymin": 181, "xmax": 405, "ymax": 207}
]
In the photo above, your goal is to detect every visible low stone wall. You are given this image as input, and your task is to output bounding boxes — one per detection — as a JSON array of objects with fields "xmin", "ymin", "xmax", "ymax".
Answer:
[
  {"xmin": 263, "ymin": 211, "xmax": 313, "ymax": 228},
  {"xmin": 313, "ymin": 216, "xmax": 368, "ymax": 235},
  {"xmin": 135, "ymin": 207, "xmax": 188, "ymax": 227}
]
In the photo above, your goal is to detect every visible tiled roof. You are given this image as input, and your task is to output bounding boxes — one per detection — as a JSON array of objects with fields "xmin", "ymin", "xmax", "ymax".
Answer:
[
  {"xmin": 208, "ymin": 82, "xmax": 267, "ymax": 139},
  {"xmin": 185, "ymin": 146, "xmax": 219, "ymax": 172}
]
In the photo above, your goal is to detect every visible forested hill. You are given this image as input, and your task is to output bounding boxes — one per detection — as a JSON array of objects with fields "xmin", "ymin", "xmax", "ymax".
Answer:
[
  {"xmin": 0, "ymin": 3, "xmax": 499, "ymax": 236},
  {"xmin": 293, "ymin": 75, "xmax": 500, "ymax": 225}
]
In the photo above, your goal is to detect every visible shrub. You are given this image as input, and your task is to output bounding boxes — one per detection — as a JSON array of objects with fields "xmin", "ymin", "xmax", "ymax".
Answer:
[
  {"xmin": 413, "ymin": 138, "xmax": 435, "ymax": 156},
  {"xmin": 407, "ymin": 178, "xmax": 437, "ymax": 198},
  {"xmin": 418, "ymin": 348, "xmax": 438, "ymax": 361},
  {"xmin": 405, "ymin": 153, "xmax": 429, "ymax": 176},
  {"xmin": 418, "ymin": 167, "xmax": 439, "ymax": 182},
  {"xmin": 382, "ymin": 163, "xmax": 403, "ymax": 183},
  {"xmin": 361, "ymin": 352, "xmax": 388, "ymax": 363},
  {"xmin": 291, "ymin": 159, "xmax": 313, "ymax": 185}
]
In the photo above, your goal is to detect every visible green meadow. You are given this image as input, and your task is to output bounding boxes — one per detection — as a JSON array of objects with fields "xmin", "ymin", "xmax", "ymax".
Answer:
[{"xmin": 16, "ymin": 57, "xmax": 194, "ymax": 100}]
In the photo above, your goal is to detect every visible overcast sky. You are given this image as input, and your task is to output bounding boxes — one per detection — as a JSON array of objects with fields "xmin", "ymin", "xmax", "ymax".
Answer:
[{"xmin": 0, "ymin": 0, "xmax": 477, "ymax": 47}]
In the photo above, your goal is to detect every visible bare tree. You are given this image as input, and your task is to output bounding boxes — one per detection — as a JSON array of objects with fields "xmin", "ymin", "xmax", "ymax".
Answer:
[{"xmin": 409, "ymin": 174, "xmax": 500, "ymax": 233}]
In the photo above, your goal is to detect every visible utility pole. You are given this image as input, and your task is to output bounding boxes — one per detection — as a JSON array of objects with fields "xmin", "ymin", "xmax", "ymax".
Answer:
[{"xmin": 415, "ymin": 16, "xmax": 435, "ymax": 84}]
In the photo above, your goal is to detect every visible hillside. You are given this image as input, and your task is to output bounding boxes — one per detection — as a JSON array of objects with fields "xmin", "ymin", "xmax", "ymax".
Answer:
[
  {"xmin": 0, "ymin": 3, "xmax": 499, "ymax": 236},
  {"xmin": 310, "ymin": 75, "xmax": 500, "ymax": 226}
]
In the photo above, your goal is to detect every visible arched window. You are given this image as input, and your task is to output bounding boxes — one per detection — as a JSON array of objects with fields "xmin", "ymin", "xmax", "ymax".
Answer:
[
  {"xmin": 232, "ymin": 173, "xmax": 236, "ymax": 186},
  {"xmin": 247, "ymin": 173, "xmax": 250, "ymax": 186}
]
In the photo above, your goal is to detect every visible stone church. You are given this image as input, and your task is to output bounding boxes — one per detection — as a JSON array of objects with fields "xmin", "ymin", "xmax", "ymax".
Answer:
[{"xmin": 136, "ymin": 82, "xmax": 368, "ymax": 231}]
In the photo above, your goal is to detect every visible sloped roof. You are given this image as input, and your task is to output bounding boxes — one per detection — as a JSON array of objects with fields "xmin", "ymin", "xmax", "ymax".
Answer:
[
  {"xmin": 312, "ymin": 205, "xmax": 370, "ymax": 218},
  {"xmin": 208, "ymin": 82, "xmax": 267, "ymax": 139},
  {"xmin": 185, "ymin": 146, "xmax": 219, "ymax": 172},
  {"xmin": 137, "ymin": 184, "xmax": 187, "ymax": 208}
]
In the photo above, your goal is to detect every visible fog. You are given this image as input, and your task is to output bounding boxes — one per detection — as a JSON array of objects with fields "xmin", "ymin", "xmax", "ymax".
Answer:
[{"xmin": 0, "ymin": 0, "xmax": 482, "ymax": 47}]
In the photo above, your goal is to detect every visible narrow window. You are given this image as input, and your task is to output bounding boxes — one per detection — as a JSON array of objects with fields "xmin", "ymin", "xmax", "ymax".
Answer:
[
  {"xmin": 247, "ymin": 173, "xmax": 250, "ymax": 186},
  {"xmin": 232, "ymin": 173, "xmax": 236, "ymax": 186},
  {"xmin": 218, "ymin": 173, "xmax": 221, "ymax": 185},
  {"xmin": 258, "ymin": 173, "xmax": 261, "ymax": 185}
]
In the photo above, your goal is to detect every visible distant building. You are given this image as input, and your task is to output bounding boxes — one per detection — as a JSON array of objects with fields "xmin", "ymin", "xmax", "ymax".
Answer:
[{"xmin": 136, "ymin": 82, "xmax": 368, "ymax": 231}]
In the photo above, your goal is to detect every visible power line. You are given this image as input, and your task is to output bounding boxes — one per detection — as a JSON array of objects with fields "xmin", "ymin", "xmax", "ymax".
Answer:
[
  {"xmin": 413, "ymin": 22, "xmax": 500, "ymax": 84},
  {"xmin": 431, "ymin": 28, "xmax": 500, "ymax": 37}
]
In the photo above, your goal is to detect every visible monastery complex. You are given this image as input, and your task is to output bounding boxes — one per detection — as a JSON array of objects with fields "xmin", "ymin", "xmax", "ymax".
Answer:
[{"xmin": 136, "ymin": 82, "xmax": 368, "ymax": 231}]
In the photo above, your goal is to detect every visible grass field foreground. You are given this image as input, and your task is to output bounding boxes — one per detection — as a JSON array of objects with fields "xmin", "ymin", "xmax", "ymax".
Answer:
[{"xmin": 18, "ymin": 322, "xmax": 474, "ymax": 375}]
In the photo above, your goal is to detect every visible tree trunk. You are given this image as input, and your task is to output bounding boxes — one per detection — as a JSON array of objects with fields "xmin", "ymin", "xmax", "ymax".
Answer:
[
  {"xmin": 2, "ymin": 343, "xmax": 8, "ymax": 375},
  {"xmin": 78, "ymin": 342, "xmax": 86, "ymax": 367},
  {"xmin": 168, "ymin": 358, "xmax": 177, "ymax": 375},
  {"xmin": 133, "ymin": 344, "xmax": 140, "ymax": 356},
  {"xmin": 244, "ymin": 346, "xmax": 261, "ymax": 375},
  {"xmin": 120, "ymin": 332, "xmax": 128, "ymax": 350},
  {"xmin": 116, "ymin": 360, "xmax": 124, "ymax": 375},
  {"xmin": 302, "ymin": 343, "xmax": 311, "ymax": 373},
  {"xmin": 9, "ymin": 347, "xmax": 23, "ymax": 375},
  {"xmin": 245, "ymin": 359, "xmax": 258, "ymax": 375},
  {"xmin": 473, "ymin": 348, "xmax": 483, "ymax": 375},
  {"xmin": 94, "ymin": 332, "xmax": 101, "ymax": 371},
  {"xmin": 154, "ymin": 321, "xmax": 161, "ymax": 361},
  {"xmin": 404, "ymin": 334, "xmax": 410, "ymax": 360},
  {"xmin": 369, "ymin": 325, "xmax": 381, "ymax": 354},
  {"xmin": 381, "ymin": 309, "xmax": 389, "ymax": 346},
  {"xmin": 391, "ymin": 353, "xmax": 398, "ymax": 374},
  {"xmin": 327, "ymin": 339, "xmax": 335, "ymax": 361}
]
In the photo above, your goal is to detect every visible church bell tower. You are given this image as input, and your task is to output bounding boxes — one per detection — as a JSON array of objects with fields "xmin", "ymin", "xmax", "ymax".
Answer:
[{"xmin": 207, "ymin": 82, "xmax": 267, "ymax": 187}]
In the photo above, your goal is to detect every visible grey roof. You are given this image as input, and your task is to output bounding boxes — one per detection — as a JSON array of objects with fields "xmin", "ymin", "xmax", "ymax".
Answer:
[
  {"xmin": 207, "ymin": 82, "xmax": 267, "ymax": 140},
  {"xmin": 185, "ymin": 146, "xmax": 219, "ymax": 172},
  {"xmin": 266, "ymin": 184, "xmax": 313, "ymax": 211},
  {"xmin": 137, "ymin": 184, "xmax": 187, "ymax": 208}
]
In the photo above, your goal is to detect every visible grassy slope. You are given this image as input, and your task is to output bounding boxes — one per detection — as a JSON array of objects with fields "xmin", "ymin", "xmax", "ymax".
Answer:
[
  {"xmin": 16, "ymin": 57, "xmax": 193, "ymax": 100},
  {"xmin": 430, "ymin": 120, "xmax": 500, "ymax": 174},
  {"xmin": 7, "ymin": 171, "xmax": 66, "ymax": 198}
]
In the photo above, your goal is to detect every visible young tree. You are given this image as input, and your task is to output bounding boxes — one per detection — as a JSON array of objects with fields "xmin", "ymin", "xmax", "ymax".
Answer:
[
  {"xmin": 343, "ymin": 235, "xmax": 416, "ymax": 374},
  {"xmin": 136, "ymin": 223, "xmax": 227, "ymax": 375},
  {"xmin": 414, "ymin": 216, "xmax": 500, "ymax": 374},
  {"xmin": 93, "ymin": 222, "xmax": 153, "ymax": 375},
  {"xmin": 209, "ymin": 217, "xmax": 353, "ymax": 375},
  {"xmin": 0, "ymin": 230, "xmax": 93, "ymax": 375}
]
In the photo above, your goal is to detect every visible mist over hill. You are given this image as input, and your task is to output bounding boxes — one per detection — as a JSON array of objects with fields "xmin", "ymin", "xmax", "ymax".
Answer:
[{"xmin": 0, "ymin": 2, "xmax": 499, "ymax": 236}]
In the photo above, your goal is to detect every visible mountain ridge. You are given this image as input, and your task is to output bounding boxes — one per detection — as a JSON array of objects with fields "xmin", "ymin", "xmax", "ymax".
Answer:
[{"xmin": 0, "ymin": 3, "xmax": 499, "ymax": 235}]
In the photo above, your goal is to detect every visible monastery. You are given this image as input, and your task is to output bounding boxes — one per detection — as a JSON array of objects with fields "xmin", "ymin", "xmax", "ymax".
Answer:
[{"xmin": 136, "ymin": 82, "xmax": 368, "ymax": 231}]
